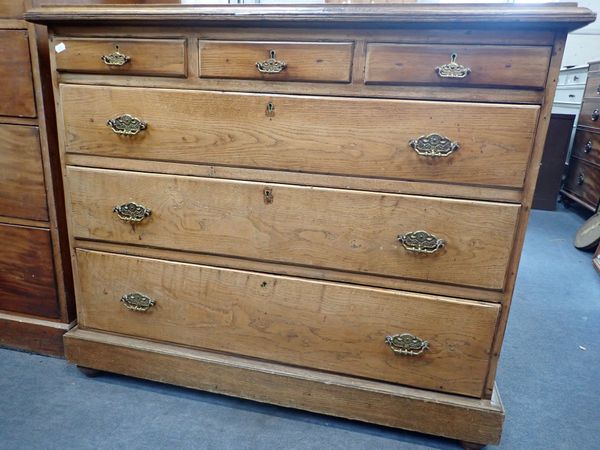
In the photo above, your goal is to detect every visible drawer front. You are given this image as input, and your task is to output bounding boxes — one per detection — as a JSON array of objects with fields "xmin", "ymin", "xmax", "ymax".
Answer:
[
  {"xmin": 0, "ymin": 30, "xmax": 36, "ymax": 118},
  {"xmin": 579, "ymin": 100, "xmax": 600, "ymax": 130},
  {"xmin": 61, "ymin": 84, "xmax": 539, "ymax": 189},
  {"xmin": 572, "ymin": 130, "xmax": 600, "ymax": 166},
  {"xmin": 54, "ymin": 38, "xmax": 187, "ymax": 77},
  {"xmin": 554, "ymin": 86, "xmax": 584, "ymax": 105},
  {"xmin": 584, "ymin": 72, "xmax": 600, "ymax": 99},
  {"xmin": 68, "ymin": 167, "xmax": 519, "ymax": 291},
  {"xmin": 365, "ymin": 43, "xmax": 551, "ymax": 89},
  {"xmin": 77, "ymin": 249, "xmax": 500, "ymax": 397},
  {"xmin": 565, "ymin": 70, "xmax": 587, "ymax": 86},
  {"xmin": 563, "ymin": 158, "xmax": 600, "ymax": 210},
  {"xmin": 0, "ymin": 223, "xmax": 59, "ymax": 318},
  {"xmin": 0, "ymin": 124, "xmax": 48, "ymax": 221},
  {"xmin": 199, "ymin": 41, "xmax": 353, "ymax": 83}
]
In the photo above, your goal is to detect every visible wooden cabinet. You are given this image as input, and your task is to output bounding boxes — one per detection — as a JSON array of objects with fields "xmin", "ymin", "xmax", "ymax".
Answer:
[
  {"xmin": 0, "ymin": 3, "xmax": 76, "ymax": 356},
  {"xmin": 562, "ymin": 60, "xmax": 600, "ymax": 211},
  {"xmin": 26, "ymin": 3, "xmax": 595, "ymax": 448}
]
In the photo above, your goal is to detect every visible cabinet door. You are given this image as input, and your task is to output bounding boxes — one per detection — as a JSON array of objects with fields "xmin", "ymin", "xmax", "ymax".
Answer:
[{"xmin": 0, "ymin": 29, "xmax": 36, "ymax": 118}]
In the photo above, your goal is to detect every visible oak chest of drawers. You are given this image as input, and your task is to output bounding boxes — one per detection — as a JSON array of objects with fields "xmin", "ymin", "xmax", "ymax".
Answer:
[
  {"xmin": 561, "ymin": 59, "xmax": 600, "ymax": 211},
  {"xmin": 27, "ymin": 4, "xmax": 595, "ymax": 448}
]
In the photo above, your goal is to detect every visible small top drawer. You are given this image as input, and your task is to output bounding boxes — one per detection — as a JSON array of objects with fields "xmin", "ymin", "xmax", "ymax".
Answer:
[
  {"xmin": 198, "ymin": 40, "xmax": 353, "ymax": 83},
  {"xmin": 365, "ymin": 43, "xmax": 551, "ymax": 89},
  {"xmin": 54, "ymin": 38, "xmax": 187, "ymax": 77}
]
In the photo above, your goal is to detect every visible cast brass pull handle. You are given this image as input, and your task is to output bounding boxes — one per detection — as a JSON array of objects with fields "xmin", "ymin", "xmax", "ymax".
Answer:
[
  {"xmin": 398, "ymin": 231, "xmax": 445, "ymax": 254},
  {"xmin": 121, "ymin": 292, "xmax": 156, "ymax": 312},
  {"xmin": 592, "ymin": 109, "xmax": 599, "ymax": 121},
  {"xmin": 385, "ymin": 333, "xmax": 429, "ymax": 356},
  {"xmin": 596, "ymin": 85, "xmax": 600, "ymax": 95},
  {"xmin": 107, "ymin": 114, "xmax": 147, "ymax": 136},
  {"xmin": 256, "ymin": 50, "xmax": 287, "ymax": 74},
  {"xmin": 585, "ymin": 139, "xmax": 593, "ymax": 153},
  {"xmin": 435, "ymin": 53, "xmax": 471, "ymax": 79},
  {"xmin": 409, "ymin": 133, "xmax": 460, "ymax": 157},
  {"xmin": 113, "ymin": 202, "xmax": 151, "ymax": 223},
  {"xmin": 577, "ymin": 173, "xmax": 585, "ymax": 185},
  {"xmin": 101, "ymin": 46, "xmax": 131, "ymax": 66}
]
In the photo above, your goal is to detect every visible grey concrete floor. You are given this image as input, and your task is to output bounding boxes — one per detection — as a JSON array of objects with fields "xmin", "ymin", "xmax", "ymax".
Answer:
[{"xmin": 1, "ymin": 207, "xmax": 599, "ymax": 450}]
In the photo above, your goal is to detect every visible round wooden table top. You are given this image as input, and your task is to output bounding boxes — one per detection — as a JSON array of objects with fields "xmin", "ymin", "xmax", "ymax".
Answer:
[{"xmin": 574, "ymin": 212, "xmax": 600, "ymax": 250}]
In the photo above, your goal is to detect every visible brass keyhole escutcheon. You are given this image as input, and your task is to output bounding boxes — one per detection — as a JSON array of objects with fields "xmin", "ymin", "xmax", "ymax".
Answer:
[
  {"xmin": 263, "ymin": 187, "xmax": 273, "ymax": 204},
  {"xmin": 266, "ymin": 102, "xmax": 275, "ymax": 117}
]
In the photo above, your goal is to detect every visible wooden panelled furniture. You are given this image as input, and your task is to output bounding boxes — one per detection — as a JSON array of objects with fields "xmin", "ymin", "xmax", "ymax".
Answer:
[
  {"xmin": 561, "ymin": 59, "xmax": 600, "ymax": 211},
  {"xmin": 27, "ymin": 4, "xmax": 595, "ymax": 448},
  {"xmin": 0, "ymin": 0, "xmax": 77, "ymax": 355}
]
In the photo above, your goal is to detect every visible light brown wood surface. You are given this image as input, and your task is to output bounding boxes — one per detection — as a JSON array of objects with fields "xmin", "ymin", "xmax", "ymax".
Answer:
[
  {"xmin": 0, "ymin": 29, "xmax": 36, "ymax": 118},
  {"xmin": 54, "ymin": 37, "xmax": 187, "ymax": 77},
  {"xmin": 0, "ymin": 0, "xmax": 26, "ymax": 18},
  {"xmin": 67, "ymin": 166, "xmax": 519, "ymax": 291},
  {"xmin": 77, "ymin": 249, "xmax": 499, "ymax": 397},
  {"xmin": 60, "ymin": 84, "xmax": 539, "ymax": 189},
  {"xmin": 64, "ymin": 327, "xmax": 504, "ymax": 445},
  {"xmin": 0, "ymin": 223, "xmax": 59, "ymax": 318},
  {"xmin": 578, "ymin": 99, "xmax": 600, "ymax": 130},
  {"xmin": 364, "ymin": 44, "xmax": 551, "ymax": 89},
  {"xmin": 0, "ymin": 124, "xmax": 48, "ymax": 221},
  {"xmin": 199, "ymin": 40, "xmax": 353, "ymax": 83}
]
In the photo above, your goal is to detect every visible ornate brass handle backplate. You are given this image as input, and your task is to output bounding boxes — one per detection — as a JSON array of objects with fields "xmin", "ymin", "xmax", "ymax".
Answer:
[
  {"xmin": 113, "ymin": 202, "xmax": 151, "ymax": 223},
  {"xmin": 592, "ymin": 109, "xmax": 599, "ymax": 122},
  {"xmin": 435, "ymin": 53, "xmax": 471, "ymax": 79},
  {"xmin": 385, "ymin": 333, "xmax": 429, "ymax": 356},
  {"xmin": 256, "ymin": 50, "xmax": 287, "ymax": 74},
  {"xmin": 101, "ymin": 46, "xmax": 131, "ymax": 66},
  {"xmin": 409, "ymin": 133, "xmax": 460, "ymax": 157},
  {"xmin": 121, "ymin": 292, "xmax": 156, "ymax": 312},
  {"xmin": 585, "ymin": 139, "xmax": 593, "ymax": 153},
  {"xmin": 107, "ymin": 114, "xmax": 147, "ymax": 136},
  {"xmin": 577, "ymin": 173, "xmax": 585, "ymax": 185},
  {"xmin": 398, "ymin": 231, "xmax": 445, "ymax": 254}
]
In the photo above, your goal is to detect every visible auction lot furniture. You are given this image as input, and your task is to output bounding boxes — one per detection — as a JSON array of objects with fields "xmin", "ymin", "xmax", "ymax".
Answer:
[
  {"xmin": 27, "ymin": 3, "xmax": 594, "ymax": 448},
  {"xmin": 561, "ymin": 59, "xmax": 600, "ymax": 211}
]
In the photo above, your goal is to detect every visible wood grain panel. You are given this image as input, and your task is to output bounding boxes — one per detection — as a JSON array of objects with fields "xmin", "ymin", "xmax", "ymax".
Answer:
[
  {"xmin": 562, "ymin": 157, "xmax": 600, "ymax": 211},
  {"xmin": 67, "ymin": 167, "xmax": 520, "ymax": 291},
  {"xmin": 0, "ymin": 124, "xmax": 48, "ymax": 221},
  {"xmin": 571, "ymin": 129, "xmax": 600, "ymax": 167},
  {"xmin": 0, "ymin": 223, "xmax": 59, "ymax": 318},
  {"xmin": 0, "ymin": 30, "xmax": 36, "ymax": 117},
  {"xmin": 365, "ymin": 44, "xmax": 551, "ymax": 89},
  {"xmin": 0, "ymin": 0, "xmax": 26, "ymax": 18},
  {"xmin": 60, "ymin": 84, "xmax": 539, "ymax": 189},
  {"xmin": 578, "ymin": 99, "xmax": 600, "ymax": 130},
  {"xmin": 199, "ymin": 41, "xmax": 353, "ymax": 83},
  {"xmin": 76, "ymin": 249, "xmax": 499, "ymax": 397},
  {"xmin": 54, "ymin": 37, "xmax": 187, "ymax": 77}
]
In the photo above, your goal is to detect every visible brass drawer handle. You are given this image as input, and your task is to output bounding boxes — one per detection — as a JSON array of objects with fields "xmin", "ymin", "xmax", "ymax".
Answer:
[
  {"xmin": 592, "ymin": 109, "xmax": 599, "ymax": 121},
  {"xmin": 398, "ymin": 231, "xmax": 445, "ymax": 254},
  {"xmin": 577, "ymin": 173, "xmax": 585, "ymax": 185},
  {"xmin": 113, "ymin": 202, "xmax": 151, "ymax": 223},
  {"xmin": 121, "ymin": 292, "xmax": 156, "ymax": 312},
  {"xmin": 435, "ymin": 53, "xmax": 471, "ymax": 79},
  {"xmin": 385, "ymin": 333, "xmax": 429, "ymax": 356},
  {"xmin": 409, "ymin": 133, "xmax": 459, "ymax": 157},
  {"xmin": 107, "ymin": 114, "xmax": 147, "ymax": 136},
  {"xmin": 256, "ymin": 50, "xmax": 287, "ymax": 74},
  {"xmin": 101, "ymin": 46, "xmax": 131, "ymax": 66},
  {"xmin": 585, "ymin": 139, "xmax": 593, "ymax": 153}
]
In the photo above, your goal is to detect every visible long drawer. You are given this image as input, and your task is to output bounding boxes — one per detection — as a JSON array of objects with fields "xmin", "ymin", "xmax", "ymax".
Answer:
[
  {"xmin": 563, "ymin": 157, "xmax": 600, "ymax": 210},
  {"xmin": 579, "ymin": 99, "xmax": 600, "ymax": 130},
  {"xmin": 0, "ymin": 223, "xmax": 59, "ymax": 318},
  {"xmin": 0, "ymin": 124, "xmax": 48, "ymax": 221},
  {"xmin": 67, "ymin": 167, "xmax": 520, "ymax": 291},
  {"xmin": 571, "ymin": 129, "xmax": 600, "ymax": 166},
  {"xmin": 60, "ymin": 84, "xmax": 539, "ymax": 189},
  {"xmin": 76, "ymin": 249, "xmax": 500, "ymax": 397}
]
